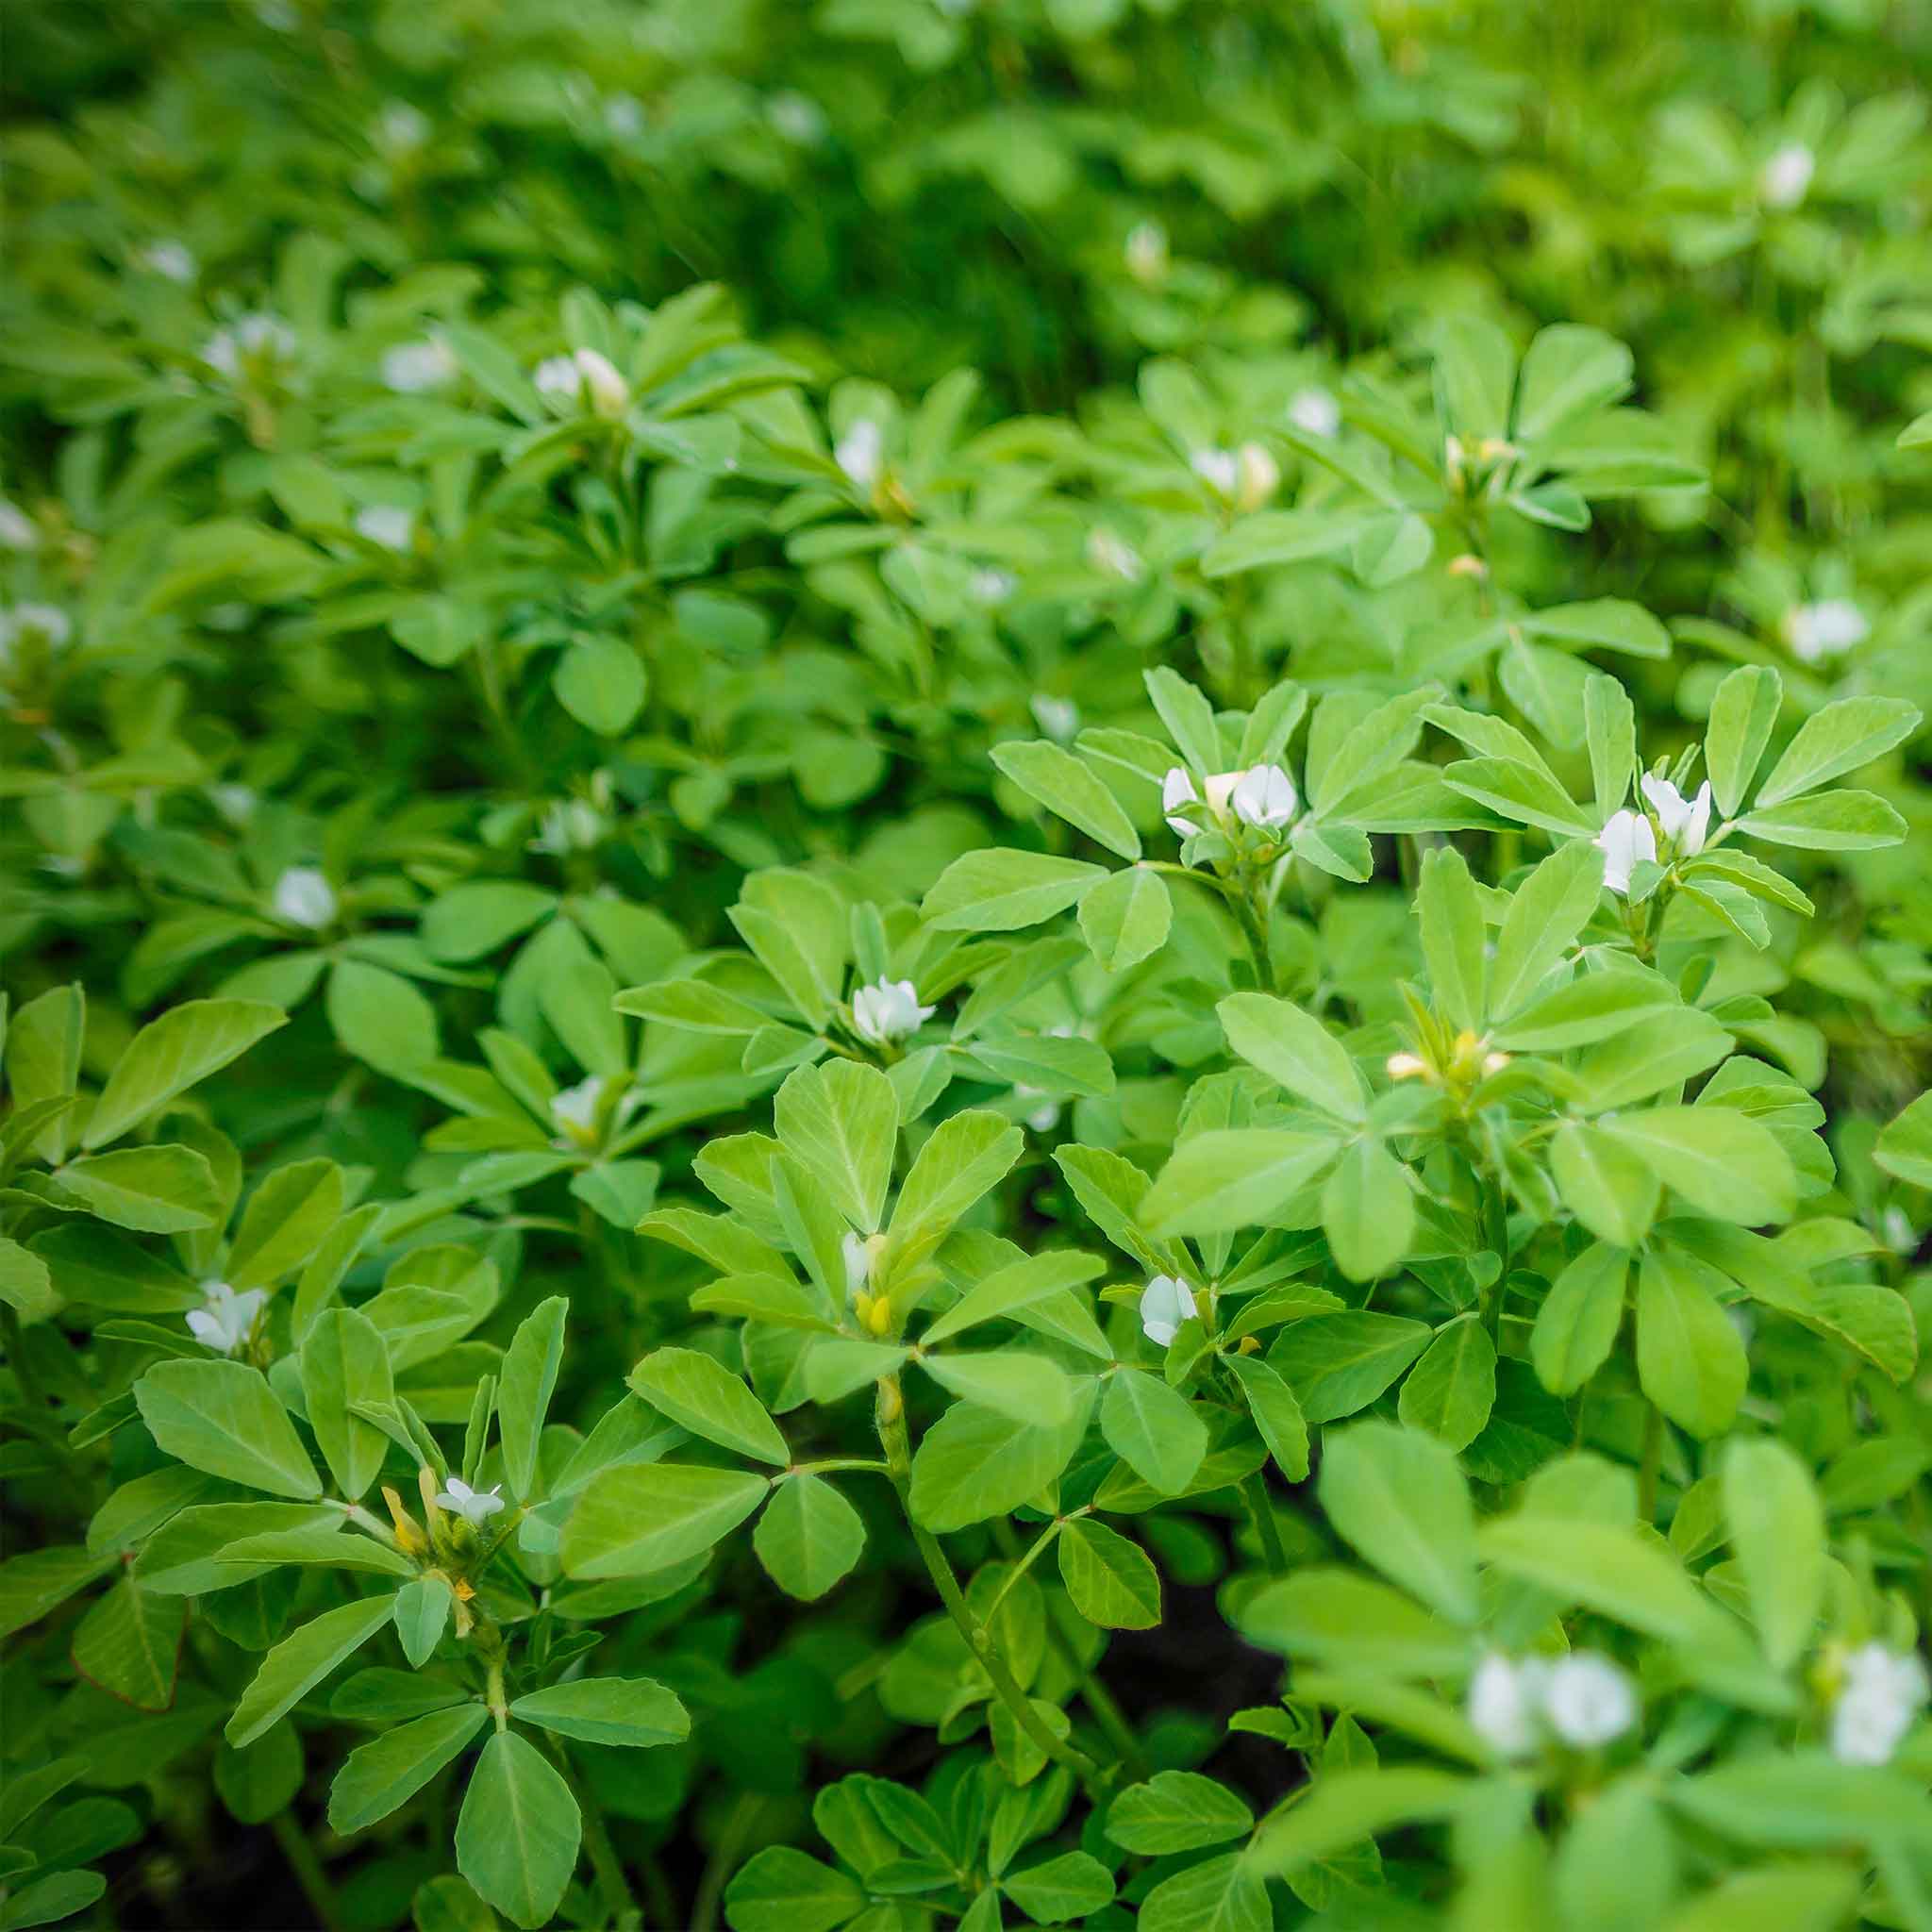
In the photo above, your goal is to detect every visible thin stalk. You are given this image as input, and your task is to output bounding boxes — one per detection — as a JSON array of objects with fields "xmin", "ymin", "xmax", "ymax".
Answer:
[
  {"xmin": 1233, "ymin": 888, "xmax": 1276, "ymax": 993},
  {"xmin": 269, "ymin": 1808, "xmax": 342, "ymax": 1932},
  {"xmin": 1241, "ymin": 1470, "xmax": 1290, "ymax": 1576},
  {"xmin": 875, "ymin": 1376, "xmax": 1101, "ymax": 1788},
  {"xmin": 542, "ymin": 1737, "xmax": 634, "ymax": 1928}
]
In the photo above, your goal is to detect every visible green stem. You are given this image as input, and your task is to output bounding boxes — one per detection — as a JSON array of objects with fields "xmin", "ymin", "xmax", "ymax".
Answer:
[
  {"xmin": 1234, "ymin": 888, "xmax": 1276, "ymax": 993},
  {"xmin": 875, "ymin": 1377, "xmax": 1102, "ymax": 1789},
  {"xmin": 1638, "ymin": 1401, "xmax": 1665, "ymax": 1525},
  {"xmin": 1241, "ymin": 1471, "xmax": 1289, "ymax": 1576},
  {"xmin": 542, "ymin": 1738, "xmax": 634, "ymax": 1928},
  {"xmin": 269, "ymin": 1808, "xmax": 343, "ymax": 1932},
  {"xmin": 691, "ymin": 1791, "xmax": 759, "ymax": 1932}
]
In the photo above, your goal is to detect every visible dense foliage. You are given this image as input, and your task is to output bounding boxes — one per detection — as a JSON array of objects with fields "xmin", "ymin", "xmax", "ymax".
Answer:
[{"xmin": 3, "ymin": 2, "xmax": 1931, "ymax": 1929}]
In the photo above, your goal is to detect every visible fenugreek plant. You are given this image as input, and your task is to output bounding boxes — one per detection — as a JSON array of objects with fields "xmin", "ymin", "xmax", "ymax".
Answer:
[{"xmin": 3, "ymin": 5, "xmax": 1930, "ymax": 1932}]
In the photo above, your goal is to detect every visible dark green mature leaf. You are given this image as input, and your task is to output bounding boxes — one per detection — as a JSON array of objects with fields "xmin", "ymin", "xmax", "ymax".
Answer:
[
  {"xmin": 136, "ymin": 1361, "xmax": 321, "ymax": 1499},
  {"xmin": 330, "ymin": 1705, "xmax": 488, "ymax": 1834},
  {"xmin": 456, "ymin": 1732, "xmax": 580, "ymax": 1931},
  {"xmin": 82, "ymin": 1000, "xmax": 287, "ymax": 1150}
]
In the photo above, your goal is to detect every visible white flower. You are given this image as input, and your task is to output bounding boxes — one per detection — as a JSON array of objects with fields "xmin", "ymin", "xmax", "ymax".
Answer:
[
  {"xmin": 0, "ymin": 500, "xmax": 39, "ymax": 550},
  {"xmin": 1124, "ymin": 221, "xmax": 1169, "ymax": 284},
  {"xmin": 1830, "ymin": 1643, "xmax": 1929, "ymax": 1766},
  {"xmin": 139, "ymin": 240, "xmax": 197, "ymax": 284},
  {"xmin": 851, "ymin": 977, "xmax": 935, "ymax": 1047},
  {"xmin": 970, "ymin": 568, "xmax": 1017, "ymax": 607},
  {"xmin": 834, "ymin": 419, "xmax": 884, "ymax": 493},
  {"xmin": 532, "ymin": 798, "xmax": 607, "ymax": 854},
  {"xmin": 533, "ymin": 347, "xmax": 629, "ymax": 419},
  {"xmin": 1543, "ymin": 1652, "xmax": 1638, "ymax": 1747},
  {"xmin": 551, "ymin": 1074, "xmax": 607, "ymax": 1140},
  {"xmin": 1086, "ymin": 528, "xmax": 1143, "ymax": 583},
  {"xmin": 203, "ymin": 313, "xmax": 296, "ymax": 380},
  {"xmin": 1640, "ymin": 773, "xmax": 1712, "ymax": 856},
  {"xmin": 1236, "ymin": 441, "xmax": 1280, "ymax": 511},
  {"xmin": 209, "ymin": 783, "xmax": 258, "ymax": 824},
  {"xmin": 1138, "ymin": 1274, "xmax": 1198, "ymax": 1348},
  {"xmin": 273, "ymin": 866, "xmax": 337, "ymax": 929},
  {"xmin": 766, "ymin": 92, "xmax": 826, "ymax": 145},
  {"xmin": 1882, "ymin": 1206, "xmax": 1916, "ymax": 1256},
  {"xmin": 0, "ymin": 603, "xmax": 72, "ymax": 658},
  {"xmin": 1594, "ymin": 809, "xmax": 1657, "ymax": 895},
  {"xmin": 1202, "ymin": 770, "xmax": 1244, "ymax": 817},
  {"xmin": 376, "ymin": 101, "xmax": 431, "ymax": 153},
  {"xmin": 1191, "ymin": 447, "xmax": 1241, "ymax": 500},
  {"xmin": 354, "ymin": 505, "xmax": 415, "ymax": 553},
  {"xmin": 1758, "ymin": 141, "xmax": 1816, "ymax": 210},
  {"xmin": 841, "ymin": 1231, "xmax": 874, "ymax": 1302},
  {"xmin": 1386, "ymin": 1051, "xmax": 1429, "ymax": 1081},
  {"xmin": 1468, "ymin": 1654, "xmax": 1543, "ymax": 1759},
  {"xmin": 381, "ymin": 338, "xmax": 458, "ymax": 393},
  {"xmin": 1288, "ymin": 387, "xmax": 1341, "ymax": 439},
  {"xmin": 187, "ymin": 1280, "xmax": 267, "ymax": 1356},
  {"xmin": 1030, "ymin": 694, "xmax": 1079, "ymax": 741},
  {"xmin": 1784, "ymin": 598, "xmax": 1867, "ymax": 663},
  {"xmin": 603, "ymin": 92, "xmax": 647, "ymax": 140},
  {"xmin": 1230, "ymin": 764, "xmax": 1297, "ymax": 830},
  {"xmin": 436, "ymin": 1476, "xmax": 506, "ymax": 1526},
  {"xmin": 1162, "ymin": 767, "xmax": 1201, "ymax": 835},
  {"xmin": 1013, "ymin": 1084, "xmax": 1061, "ymax": 1134}
]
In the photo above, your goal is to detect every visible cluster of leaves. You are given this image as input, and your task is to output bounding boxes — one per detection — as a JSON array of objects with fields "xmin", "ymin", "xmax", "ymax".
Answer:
[{"xmin": 3, "ymin": 3, "xmax": 1930, "ymax": 1932}]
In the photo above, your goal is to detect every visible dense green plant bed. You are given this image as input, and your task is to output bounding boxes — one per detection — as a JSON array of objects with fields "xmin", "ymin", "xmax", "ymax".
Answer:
[{"xmin": 3, "ymin": 2, "xmax": 1930, "ymax": 1929}]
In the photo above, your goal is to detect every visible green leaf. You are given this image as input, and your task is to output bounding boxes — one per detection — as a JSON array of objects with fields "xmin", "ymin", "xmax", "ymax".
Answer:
[
  {"xmin": 1318, "ymin": 1422, "xmax": 1478, "ymax": 1624},
  {"xmin": 1141, "ymin": 1129, "xmax": 1337, "ymax": 1237},
  {"xmin": 1322, "ymin": 1139, "xmax": 1413, "ymax": 1281},
  {"xmin": 627, "ymin": 1346, "xmax": 788, "ymax": 1465},
  {"xmin": 1417, "ymin": 847, "xmax": 1486, "ymax": 1031},
  {"xmin": 393, "ymin": 1575, "xmax": 453, "ymax": 1668},
  {"xmin": 1224, "ymin": 1352, "xmax": 1309, "ymax": 1481},
  {"xmin": 301, "ymin": 1308, "xmax": 393, "ymax": 1502},
  {"xmin": 330, "ymin": 1704, "xmax": 488, "ymax": 1834},
  {"xmin": 1723, "ymin": 1438, "xmax": 1824, "ymax": 1672},
  {"xmin": 1058, "ymin": 1518, "xmax": 1160, "ymax": 1628},
  {"xmin": 1874, "ymin": 1091, "xmax": 1932, "ymax": 1189},
  {"xmin": 1753, "ymin": 695, "xmax": 1920, "ymax": 808},
  {"xmin": 1515, "ymin": 324, "xmax": 1633, "ymax": 441},
  {"xmin": 1524, "ymin": 598, "xmax": 1668, "ymax": 658},
  {"xmin": 214, "ymin": 1721, "xmax": 305, "ymax": 1824},
  {"xmin": 1600, "ymin": 1108, "xmax": 1795, "ymax": 1224},
  {"xmin": 922, "ymin": 1349, "xmax": 1074, "ymax": 1424},
  {"xmin": 1270, "ymin": 1312, "xmax": 1432, "ymax": 1424},
  {"xmin": 1703, "ymin": 664, "xmax": 1784, "ymax": 819},
  {"xmin": 1102, "ymin": 1368, "xmax": 1208, "ymax": 1493},
  {"xmin": 52, "ymin": 1145, "xmax": 223, "ymax": 1233},
  {"xmin": 1240, "ymin": 1568, "xmax": 1468, "ymax": 1676},
  {"xmin": 1002, "ymin": 1850, "xmax": 1116, "ymax": 1924},
  {"xmin": 921, "ymin": 850, "xmax": 1107, "ymax": 932},
  {"xmin": 1583, "ymin": 671, "xmax": 1637, "ymax": 815},
  {"xmin": 327, "ymin": 959, "xmax": 440, "ymax": 1074},
  {"xmin": 1443, "ymin": 756, "xmax": 1594, "ymax": 836},
  {"xmin": 226, "ymin": 1158, "xmax": 342, "ymax": 1290},
  {"xmin": 508, "ymin": 1678, "xmax": 689, "ymax": 1747},
  {"xmin": 991, "ymin": 740, "xmax": 1141, "ymax": 859},
  {"xmin": 1637, "ymin": 1250, "xmax": 1746, "ymax": 1439},
  {"xmin": 1106, "ymin": 1770, "xmax": 1254, "ymax": 1853},
  {"xmin": 1552, "ymin": 1121, "xmax": 1660, "ymax": 1247},
  {"xmin": 499, "ymin": 1297, "xmax": 569, "ymax": 1498},
  {"xmin": 923, "ymin": 1249, "xmax": 1104, "ymax": 1345},
  {"xmin": 724, "ymin": 1847, "xmax": 864, "ymax": 1932},
  {"xmin": 728, "ymin": 869, "xmax": 848, "ymax": 1031},
  {"xmin": 1078, "ymin": 864, "xmax": 1172, "ymax": 973},
  {"xmin": 1530, "ymin": 1243, "xmax": 1627, "ymax": 1394},
  {"xmin": 1396, "ymin": 1320, "xmax": 1496, "ymax": 1452},
  {"xmin": 136, "ymin": 1360, "xmax": 321, "ymax": 1498},
  {"xmin": 1144, "ymin": 665, "xmax": 1223, "ymax": 776},
  {"xmin": 456, "ymin": 1731, "xmax": 580, "ymax": 1932},
  {"xmin": 908, "ymin": 1401, "xmax": 1085, "ymax": 1532},
  {"xmin": 71, "ymin": 1575, "xmax": 184, "ymax": 1711},
  {"xmin": 561, "ymin": 1463, "xmax": 771, "ymax": 1577},
  {"xmin": 227, "ymin": 1596, "xmax": 397, "ymax": 1747},
  {"xmin": 553, "ymin": 633, "xmax": 646, "ymax": 735},
  {"xmin": 82, "ymin": 999, "xmax": 287, "ymax": 1150},
  {"xmin": 421, "ymin": 883, "xmax": 558, "ymax": 963},
  {"xmin": 1488, "ymin": 841, "xmax": 1608, "ymax": 1021},
  {"xmin": 889, "ymin": 1108, "xmax": 1024, "ymax": 1258},
  {"xmin": 1137, "ymin": 1851, "xmax": 1270, "ymax": 1932},
  {"xmin": 753, "ymin": 1476, "xmax": 866, "ymax": 1600},
  {"xmin": 1737, "ymin": 790, "xmax": 1906, "ymax": 850},
  {"xmin": 1217, "ymin": 993, "xmax": 1365, "ymax": 1123},
  {"xmin": 774, "ymin": 1058, "xmax": 897, "ymax": 1234},
  {"xmin": 1477, "ymin": 1516, "xmax": 1715, "ymax": 1641}
]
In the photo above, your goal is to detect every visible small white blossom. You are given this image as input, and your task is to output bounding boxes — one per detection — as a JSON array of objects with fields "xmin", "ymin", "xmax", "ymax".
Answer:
[
  {"xmin": 533, "ymin": 347, "xmax": 629, "ymax": 420},
  {"xmin": 1013, "ymin": 1084, "xmax": 1062, "ymax": 1134},
  {"xmin": 834, "ymin": 419, "xmax": 884, "ymax": 493},
  {"xmin": 139, "ymin": 240, "xmax": 197, "ymax": 284},
  {"xmin": 1758, "ymin": 141, "xmax": 1816, "ymax": 210},
  {"xmin": 375, "ymin": 100, "xmax": 431, "ymax": 153},
  {"xmin": 1468, "ymin": 1654, "xmax": 1544, "ymax": 1759},
  {"xmin": 1594, "ymin": 809, "xmax": 1657, "ymax": 896},
  {"xmin": 1640, "ymin": 773, "xmax": 1712, "ymax": 856},
  {"xmin": 203, "ymin": 313, "xmax": 296, "ymax": 380},
  {"xmin": 851, "ymin": 977, "xmax": 935, "ymax": 1047},
  {"xmin": 273, "ymin": 865, "xmax": 337, "ymax": 929},
  {"xmin": 1830, "ymin": 1643, "xmax": 1929, "ymax": 1766},
  {"xmin": 532, "ymin": 798, "xmax": 607, "ymax": 854},
  {"xmin": 1030, "ymin": 694, "xmax": 1079, "ymax": 741},
  {"xmin": 1288, "ymin": 387, "xmax": 1341, "ymax": 440},
  {"xmin": 0, "ymin": 604, "xmax": 72, "ymax": 662},
  {"xmin": 1124, "ymin": 220, "xmax": 1169, "ymax": 284},
  {"xmin": 1138, "ymin": 1274, "xmax": 1198, "ymax": 1348},
  {"xmin": 1202, "ymin": 770, "xmax": 1244, "ymax": 817},
  {"xmin": 1882, "ymin": 1207, "xmax": 1916, "ymax": 1255},
  {"xmin": 1230, "ymin": 764, "xmax": 1297, "ymax": 830},
  {"xmin": 602, "ymin": 92, "xmax": 648, "ymax": 139},
  {"xmin": 1784, "ymin": 598, "xmax": 1867, "ymax": 663},
  {"xmin": 1191, "ymin": 448, "xmax": 1241, "ymax": 500},
  {"xmin": 841, "ymin": 1230, "xmax": 874, "ymax": 1302},
  {"xmin": 436, "ymin": 1476, "xmax": 506, "ymax": 1527},
  {"xmin": 381, "ymin": 338, "xmax": 458, "ymax": 393},
  {"xmin": 551, "ymin": 1074, "xmax": 607, "ymax": 1140},
  {"xmin": 1236, "ymin": 441, "xmax": 1280, "ymax": 511},
  {"xmin": 766, "ymin": 92, "xmax": 826, "ymax": 145},
  {"xmin": 187, "ymin": 1280, "xmax": 267, "ymax": 1356},
  {"xmin": 354, "ymin": 505, "xmax": 415, "ymax": 553},
  {"xmin": 1162, "ymin": 767, "xmax": 1201, "ymax": 836},
  {"xmin": 1543, "ymin": 1653, "xmax": 1638, "ymax": 1748},
  {"xmin": 1386, "ymin": 1051, "xmax": 1429, "ymax": 1080},
  {"xmin": 0, "ymin": 500, "xmax": 39, "ymax": 550},
  {"xmin": 970, "ymin": 568, "xmax": 1017, "ymax": 607},
  {"xmin": 1086, "ymin": 527, "xmax": 1144, "ymax": 583},
  {"xmin": 209, "ymin": 783, "xmax": 258, "ymax": 824}
]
